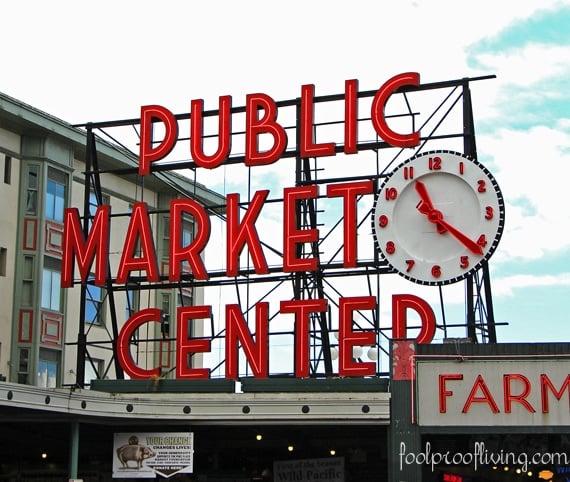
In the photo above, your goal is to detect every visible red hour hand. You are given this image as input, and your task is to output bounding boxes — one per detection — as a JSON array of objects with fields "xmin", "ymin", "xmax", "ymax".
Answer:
[{"xmin": 415, "ymin": 180, "xmax": 445, "ymax": 233}]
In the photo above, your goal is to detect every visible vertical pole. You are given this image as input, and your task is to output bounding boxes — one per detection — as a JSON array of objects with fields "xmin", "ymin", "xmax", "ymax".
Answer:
[
  {"xmin": 462, "ymin": 80, "xmax": 497, "ymax": 343},
  {"xmin": 388, "ymin": 340, "xmax": 422, "ymax": 482},
  {"xmin": 69, "ymin": 421, "xmax": 80, "ymax": 479},
  {"xmin": 75, "ymin": 127, "xmax": 93, "ymax": 388}
]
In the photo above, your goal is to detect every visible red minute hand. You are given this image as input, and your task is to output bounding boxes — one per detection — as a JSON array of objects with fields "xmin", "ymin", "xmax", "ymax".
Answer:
[{"xmin": 436, "ymin": 218, "xmax": 483, "ymax": 255}]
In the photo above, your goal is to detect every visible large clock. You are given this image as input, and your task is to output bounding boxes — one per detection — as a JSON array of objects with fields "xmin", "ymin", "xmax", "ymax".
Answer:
[{"xmin": 372, "ymin": 150, "xmax": 505, "ymax": 285}]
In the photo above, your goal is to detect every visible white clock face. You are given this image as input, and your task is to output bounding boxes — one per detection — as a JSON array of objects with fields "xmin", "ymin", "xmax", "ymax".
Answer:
[{"xmin": 372, "ymin": 150, "xmax": 505, "ymax": 285}]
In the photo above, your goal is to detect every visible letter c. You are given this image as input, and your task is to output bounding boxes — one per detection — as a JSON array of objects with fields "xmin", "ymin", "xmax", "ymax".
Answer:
[{"xmin": 371, "ymin": 72, "xmax": 420, "ymax": 147}]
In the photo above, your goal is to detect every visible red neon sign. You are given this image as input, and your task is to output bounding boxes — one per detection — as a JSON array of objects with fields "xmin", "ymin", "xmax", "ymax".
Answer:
[
  {"xmin": 114, "ymin": 296, "xmax": 434, "ymax": 380},
  {"xmin": 61, "ymin": 72, "xmax": 437, "ymax": 380},
  {"xmin": 138, "ymin": 72, "xmax": 421, "ymax": 175}
]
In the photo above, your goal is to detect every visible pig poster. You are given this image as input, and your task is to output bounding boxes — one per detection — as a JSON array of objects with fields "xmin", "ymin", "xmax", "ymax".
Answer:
[{"xmin": 113, "ymin": 432, "xmax": 194, "ymax": 479}]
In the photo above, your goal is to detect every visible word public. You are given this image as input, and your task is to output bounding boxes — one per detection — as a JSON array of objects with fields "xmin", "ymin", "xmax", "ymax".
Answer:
[{"xmin": 138, "ymin": 72, "xmax": 421, "ymax": 174}]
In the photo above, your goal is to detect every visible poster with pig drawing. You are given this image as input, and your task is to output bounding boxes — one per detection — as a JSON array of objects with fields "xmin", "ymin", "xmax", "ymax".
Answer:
[{"xmin": 113, "ymin": 432, "xmax": 194, "ymax": 478}]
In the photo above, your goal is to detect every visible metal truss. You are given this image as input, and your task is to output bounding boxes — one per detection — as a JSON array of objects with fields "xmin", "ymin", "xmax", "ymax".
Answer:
[{"xmin": 72, "ymin": 74, "xmax": 500, "ymax": 386}]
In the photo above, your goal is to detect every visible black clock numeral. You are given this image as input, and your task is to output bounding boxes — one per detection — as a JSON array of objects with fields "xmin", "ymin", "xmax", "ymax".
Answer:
[
  {"xmin": 385, "ymin": 241, "xmax": 396, "ymax": 255},
  {"xmin": 477, "ymin": 234, "xmax": 488, "ymax": 248},
  {"xmin": 385, "ymin": 187, "xmax": 398, "ymax": 200},
  {"xmin": 485, "ymin": 206, "xmax": 494, "ymax": 220},
  {"xmin": 477, "ymin": 179, "xmax": 487, "ymax": 193},
  {"xmin": 460, "ymin": 256, "xmax": 469, "ymax": 269},
  {"xmin": 431, "ymin": 265, "xmax": 442, "ymax": 278},
  {"xmin": 405, "ymin": 259, "xmax": 415, "ymax": 272},
  {"xmin": 428, "ymin": 156, "xmax": 442, "ymax": 170},
  {"xmin": 378, "ymin": 215, "xmax": 389, "ymax": 228}
]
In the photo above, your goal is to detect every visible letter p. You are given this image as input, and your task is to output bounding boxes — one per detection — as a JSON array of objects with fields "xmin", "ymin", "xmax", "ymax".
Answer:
[{"xmin": 139, "ymin": 105, "xmax": 178, "ymax": 175}]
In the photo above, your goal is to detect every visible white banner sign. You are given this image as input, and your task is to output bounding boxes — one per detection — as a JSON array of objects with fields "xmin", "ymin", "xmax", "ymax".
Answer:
[
  {"xmin": 274, "ymin": 457, "xmax": 344, "ymax": 482},
  {"xmin": 417, "ymin": 360, "xmax": 570, "ymax": 426},
  {"xmin": 113, "ymin": 432, "xmax": 194, "ymax": 478}
]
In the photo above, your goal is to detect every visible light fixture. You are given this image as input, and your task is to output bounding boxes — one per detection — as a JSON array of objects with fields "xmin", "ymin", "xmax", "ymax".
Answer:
[
  {"xmin": 256, "ymin": 434, "xmax": 262, "ymax": 441},
  {"xmin": 41, "ymin": 451, "xmax": 47, "ymax": 459},
  {"xmin": 352, "ymin": 346, "xmax": 363, "ymax": 359},
  {"xmin": 288, "ymin": 445, "xmax": 294, "ymax": 452},
  {"xmin": 504, "ymin": 466, "xmax": 509, "ymax": 471},
  {"xmin": 367, "ymin": 347, "xmax": 378, "ymax": 360},
  {"xmin": 538, "ymin": 469, "xmax": 555, "ymax": 480},
  {"xmin": 330, "ymin": 449, "xmax": 336, "ymax": 456}
]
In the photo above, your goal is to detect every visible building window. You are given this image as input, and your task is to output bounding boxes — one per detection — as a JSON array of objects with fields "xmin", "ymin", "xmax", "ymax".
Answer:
[
  {"xmin": 84, "ymin": 358, "xmax": 103, "ymax": 386},
  {"xmin": 18, "ymin": 348, "xmax": 29, "ymax": 384},
  {"xmin": 22, "ymin": 255, "xmax": 34, "ymax": 306},
  {"xmin": 0, "ymin": 247, "xmax": 6, "ymax": 276},
  {"xmin": 161, "ymin": 293, "xmax": 171, "ymax": 337},
  {"xmin": 41, "ymin": 257, "xmax": 62, "ymax": 312},
  {"xmin": 26, "ymin": 165, "xmax": 39, "ymax": 215},
  {"xmin": 4, "ymin": 156, "xmax": 11, "ymax": 184},
  {"xmin": 89, "ymin": 191, "xmax": 108, "ymax": 214},
  {"xmin": 86, "ymin": 278, "xmax": 105, "ymax": 325},
  {"xmin": 163, "ymin": 215, "xmax": 193, "ymax": 249},
  {"xmin": 125, "ymin": 286, "xmax": 139, "ymax": 321},
  {"xmin": 45, "ymin": 167, "xmax": 67, "ymax": 222},
  {"xmin": 38, "ymin": 348, "xmax": 59, "ymax": 388},
  {"xmin": 180, "ymin": 217, "xmax": 194, "ymax": 271},
  {"xmin": 88, "ymin": 191, "xmax": 109, "ymax": 228}
]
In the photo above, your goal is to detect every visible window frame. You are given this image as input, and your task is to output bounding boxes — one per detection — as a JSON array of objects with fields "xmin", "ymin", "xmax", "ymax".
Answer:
[{"xmin": 45, "ymin": 167, "xmax": 67, "ymax": 223}]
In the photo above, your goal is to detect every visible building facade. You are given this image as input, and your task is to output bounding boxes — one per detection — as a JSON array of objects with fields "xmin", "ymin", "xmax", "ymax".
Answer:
[{"xmin": 0, "ymin": 92, "xmax": 224, "ymax": 389}]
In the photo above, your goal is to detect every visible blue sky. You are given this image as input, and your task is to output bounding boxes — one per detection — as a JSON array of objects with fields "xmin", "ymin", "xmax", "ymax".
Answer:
[{"xmin": 2, "ymin": 0, "xmax": 568, "ymax": 351}]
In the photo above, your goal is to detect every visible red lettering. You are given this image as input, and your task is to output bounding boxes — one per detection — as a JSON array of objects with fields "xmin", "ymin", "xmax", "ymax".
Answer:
[
  {"xmin": 326, "ymin": 181, "xmax": 373, "ymax": 267},
  {"xmin": 245, "ymin": 93, "xmax": 287, "ymax": 166},
  {"xmin": 283, "ymin": 185, "xmax": 319, "ymax": 272},
  {"xmin": 439, "ymin": 374, "xmax": 463, "ymax": 413},
  {"xmin": 61, "ymin": 206, "xmax": 109, "ymax": 287},
  {"xmin": 169, "ymin": 199, "xmax": 210, "ymax": 281},
  {"xmin": 300, "ymin": 84, "xmax": 335, "ymax": 158},
  {"xmin": 504, "ymin": 373, "xmax": 536, "ymax": 413},
  {"xmin": 139, "ymin": 105, "xmax": 178, "ymax": 176},
  {"xmin": 462, "ymin": 374, "xmax": 500, "ymax": 413},
  {"xmin": 371, "ymin": 72, "xmax": 420, "ymax": 148},
  {"xmin": 176, "ymin": 305, "xmax": 211, "ymax": 379},
  {"xmin": 338, "ymin": 296, "xmax": 376, "ymax": 377},
  {"xmin": 392, "ymin": 294, "xmax": 436, "ymax": 344},
  {"xmin": 225, "ymin": 303, "xmax": 269, "ymax": 379},
  {"xmin": 190, "ymin": 96, "xmax": 232, "ymax": 169},
  {"xmin": 280, "ymin": 299, "xmax": 327, "ymax": 378},
  {"xmin": 540, "ymin": 373, "xmax": 570, "ymax": 413},
  {"xmin": 117, "ymin": 309, "xmax": 161, "ymax": 379},
  {"xmin": 226, "ymin": 191, "xmax": 269, "ymax": 276},
  {"xmin": 116, "ymin": 202, "xmax": 159, "ymax": 284},
  {"xmin": 344, "ymin": 79, "xmax": 358, "ymax": 154}
]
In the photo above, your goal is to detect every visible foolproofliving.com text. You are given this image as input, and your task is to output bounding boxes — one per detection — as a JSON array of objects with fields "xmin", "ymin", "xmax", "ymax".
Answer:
[{"xmin": 399, "ymin": 441, "xmax": 569, "ymax": 473}]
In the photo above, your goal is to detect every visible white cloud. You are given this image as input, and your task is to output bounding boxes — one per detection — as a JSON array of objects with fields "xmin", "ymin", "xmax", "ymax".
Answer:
[
  {"xmin": 479, "ymin": 126, "xmax": 570, "ymax": 260},
  {"xmin": 492, "ymin": 272, "xmax": 570, "ymax": 297},
  {"xmin": 474, "ymin": 45, "xmax": 570, "ymax": 87}
]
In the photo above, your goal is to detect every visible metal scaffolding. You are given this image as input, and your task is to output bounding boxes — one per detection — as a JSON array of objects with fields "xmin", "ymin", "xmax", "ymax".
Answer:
[{"xmin": 71, "ymin": 74, "xmax": 502, "ymax": 386}]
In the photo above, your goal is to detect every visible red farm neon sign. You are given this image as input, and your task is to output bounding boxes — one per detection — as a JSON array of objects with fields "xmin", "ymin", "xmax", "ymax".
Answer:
[{"xmin": 62, "ymin": 72, "xmax": 437, "ymax": 380}]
